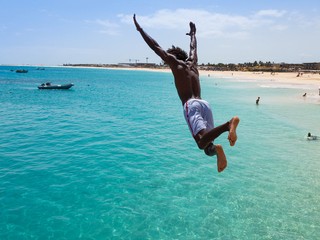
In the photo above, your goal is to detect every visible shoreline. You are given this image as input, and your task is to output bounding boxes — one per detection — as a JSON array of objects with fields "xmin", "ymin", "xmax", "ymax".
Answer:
[
  {"xmin": 201, "ymin": 70, "xmax": 320, "ymax": 86},
  {"xmin": 81, "ymin": 65, "xmax": 319, "ymax": 84},
  {"xmin": 107, "ymin": 67, "xmax": 320, "ymax": 99},
  {"xmin": 4, "ymin": 64, "xmax": 320, "ymax": 88},
  {"xmin": 101, "ymin": 66, "xmax": 320, "ymax": 87}
]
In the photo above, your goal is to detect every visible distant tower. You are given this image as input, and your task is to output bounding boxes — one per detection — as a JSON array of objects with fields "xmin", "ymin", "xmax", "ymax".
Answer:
[{"xmin": 146, "ymin": 57, "xmax": 149, "ymax": 64}]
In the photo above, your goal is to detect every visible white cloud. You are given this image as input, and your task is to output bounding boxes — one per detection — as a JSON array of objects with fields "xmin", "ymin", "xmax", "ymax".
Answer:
[
  {"xmin": 116, "ymin": 8, "xmax": 320, "ymax": 64},
  {"xmin": 271, "ymin": 24, "xmax": 288, "ymax": 31},
  {"xmin": 120, "ymin": 9, "xmax": 258, "ymax": 39},
  {"xmin": 255, "ymin": 9, "xmax": 287, "ymax": 18},
  {"xmin": 121, "ymin": 9, "xmax": 294, "ymax": 41}
]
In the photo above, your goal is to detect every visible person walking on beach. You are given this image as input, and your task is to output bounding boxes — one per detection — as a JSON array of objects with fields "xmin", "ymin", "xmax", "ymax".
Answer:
[{"xmin": 133, "ymin": 14, "xmax": 239, "ymax": 172}]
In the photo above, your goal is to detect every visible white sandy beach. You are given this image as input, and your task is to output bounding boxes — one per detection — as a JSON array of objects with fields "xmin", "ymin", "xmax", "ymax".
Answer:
[
  {"xmin": 201, "ymin": 70, "xmax": 320, "ymax": 86},
  {"xmin": 105, "ymin": 66, "xmax": 320, "ymax": 87}
]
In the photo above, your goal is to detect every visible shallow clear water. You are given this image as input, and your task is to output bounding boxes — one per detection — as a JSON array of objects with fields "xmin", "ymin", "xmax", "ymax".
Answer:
[{"xmin": 0, "ymin": 66, "xmax": 319, "ymax": 239}]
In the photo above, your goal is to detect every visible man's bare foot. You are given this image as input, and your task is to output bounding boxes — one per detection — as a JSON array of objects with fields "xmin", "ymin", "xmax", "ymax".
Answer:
[
  {"xmin": 215, "ymin": 144, "xmax": 227, "ymax": 172},
  {"xmin": 228, "ymin": 116, "xmax": 240, "ymax": 146}
]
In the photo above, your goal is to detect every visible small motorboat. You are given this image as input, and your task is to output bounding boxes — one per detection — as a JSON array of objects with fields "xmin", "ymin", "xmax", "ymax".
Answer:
[
  {"xmin": 16, "ymin": 69, "xmax": 28, "ymax": 73},
  {"xmin": 38, "ymin": 82, "xmax": 74, "ymax": 90}
]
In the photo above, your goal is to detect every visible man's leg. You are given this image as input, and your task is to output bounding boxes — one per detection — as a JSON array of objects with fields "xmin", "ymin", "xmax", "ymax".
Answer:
[
  {"xmin": 204, "ymin": 143, "xmax": 227, "ymax": 172},
  {"xmin": 215, "ymin": 144, "xmax": 227, "ymax": 172},
  {"xmin": 196, "ymin": 116, "xmax": 240, "ymax": 149},
  {"xmin": 228, "ymin": 116, "xmax": 240, "ymax": 146},
  {"xmin": 196, "ymin": 121, "xmax": 229, "ymax": 149}
]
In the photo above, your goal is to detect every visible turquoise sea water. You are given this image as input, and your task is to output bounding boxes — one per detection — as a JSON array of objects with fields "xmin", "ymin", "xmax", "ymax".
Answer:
[{"xmin": 0, "ymin": 66, "xmax": 320, "ymax": 239}]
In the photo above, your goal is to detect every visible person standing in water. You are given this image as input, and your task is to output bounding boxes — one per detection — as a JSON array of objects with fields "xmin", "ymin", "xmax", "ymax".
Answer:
[
  {"xmin": 256, "ymin": 97, "xmax": 260, "ymax": 104},
  {"xmin": 133, "ymin": 14, "xmax": 239, "ymax": 172}
]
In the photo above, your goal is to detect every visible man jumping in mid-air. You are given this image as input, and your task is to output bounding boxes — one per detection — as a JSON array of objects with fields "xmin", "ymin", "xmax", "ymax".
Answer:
[{"xmin": 133, "ymin": 14, "xmax": 239, "ymax": 172}]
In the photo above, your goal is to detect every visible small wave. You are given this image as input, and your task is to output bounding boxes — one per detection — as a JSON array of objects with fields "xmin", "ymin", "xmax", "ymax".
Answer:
[{"xmin": 259, "ymin": 83, "xmax": 316, "ymax": 90}]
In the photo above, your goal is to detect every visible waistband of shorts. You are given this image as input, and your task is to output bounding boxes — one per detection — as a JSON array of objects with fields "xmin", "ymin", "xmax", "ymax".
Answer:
[{"xmin": 183, "ymin": 98, "xmax": 206, "ymax": 109}]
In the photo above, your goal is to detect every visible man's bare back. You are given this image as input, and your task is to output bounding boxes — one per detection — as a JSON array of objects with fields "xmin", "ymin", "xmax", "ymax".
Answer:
[{"xmin": 170, "ymin": 63, "xmax": 201, "ymax": 105}]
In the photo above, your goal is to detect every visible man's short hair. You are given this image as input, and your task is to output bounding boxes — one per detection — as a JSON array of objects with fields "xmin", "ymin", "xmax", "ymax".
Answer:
[{"xmin": 167, "ymin": 45, "xmax": 188, "ymax": 61}]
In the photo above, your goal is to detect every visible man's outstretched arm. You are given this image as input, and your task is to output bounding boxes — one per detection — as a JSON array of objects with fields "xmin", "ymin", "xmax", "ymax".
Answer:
[
  {"xmin": 186, "ymin": 22, "xmax": 198, "ymax": 65},
  {"xmin": 133, "ymin": 14, "xmax": 168, "ymax": 61}
]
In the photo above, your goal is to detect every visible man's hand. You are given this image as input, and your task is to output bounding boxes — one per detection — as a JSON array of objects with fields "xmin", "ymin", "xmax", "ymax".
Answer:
[
  {"xmin": 133, "ymin": 14, "xmax": 142, "ymax": 32},
  {"xmin": 186, "ymin": 22, "xmax": 196, "ymax": 36}
]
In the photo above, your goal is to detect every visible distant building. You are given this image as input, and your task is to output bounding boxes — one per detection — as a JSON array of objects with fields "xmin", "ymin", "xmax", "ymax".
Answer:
[
  {"xmin": 303, "ymin": 62, "xmax": 320, "ymax": 70},
  {"xmin": 118, "ymin": 63, "xmax": 157, "ymax": 68}
]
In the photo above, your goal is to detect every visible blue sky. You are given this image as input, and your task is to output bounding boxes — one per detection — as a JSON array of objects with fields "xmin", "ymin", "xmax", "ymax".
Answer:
[{"xmin": 1, "ymin": 0, "xmax": 319, "ymax": 65}]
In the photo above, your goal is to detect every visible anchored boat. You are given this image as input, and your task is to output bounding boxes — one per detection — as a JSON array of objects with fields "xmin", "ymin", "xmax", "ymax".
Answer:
[{"xmin": 38, "ymin": 82, "xmax": 74, "ymax": 90}]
